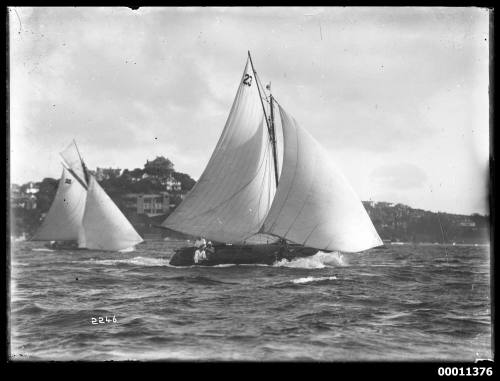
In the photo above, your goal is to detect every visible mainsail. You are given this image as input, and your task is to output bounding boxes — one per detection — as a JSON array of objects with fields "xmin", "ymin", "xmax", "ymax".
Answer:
[
  {"xmin": 81, "ymin": 176, "xmax": 143, "ymax": 251},
  {"xmin": 162, "ymin": 58, "xmax": 277, "ymax": 243},
  {"xmin": 261, "ymin": 105, "xmax": 383, "ymax": 252},
  {"xmin": 31, "ymin": 167, "xmax": 87, "ymax": 241}
]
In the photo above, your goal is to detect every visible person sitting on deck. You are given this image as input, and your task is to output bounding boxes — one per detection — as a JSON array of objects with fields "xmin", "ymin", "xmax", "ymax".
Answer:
[
  {"xmin": 194, "ymin": 243, "xmax": 207, "ymax": 264},
  {"xmin": 205, "ymin": 241, "xmax": 215, "ymax": 260}
]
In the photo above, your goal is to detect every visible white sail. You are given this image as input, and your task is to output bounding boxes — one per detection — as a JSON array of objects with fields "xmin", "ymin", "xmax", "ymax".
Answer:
[
  {"xmin": 32, "ymin": 168, "xmax": 87, "ymax": 241},
  {"xmin": 81, "ymin": 176, "xmax": 143, "ymax": 251},
  {"xmin": 162, "ymin": 58, "xmax": 277, "ymax": 243},
  {"xmin": 60, "ymin": 140, "xmax": 88, "ymax": 187},
  {"xmin": 261, "ymin": 105, "xmax": 383, "ymax": 252}
]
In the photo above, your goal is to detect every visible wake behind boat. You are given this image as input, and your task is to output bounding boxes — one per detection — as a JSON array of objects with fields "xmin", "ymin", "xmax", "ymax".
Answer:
[{"xmin": 163, "ymin": 52, "xmax": 383, "ymax": 266}]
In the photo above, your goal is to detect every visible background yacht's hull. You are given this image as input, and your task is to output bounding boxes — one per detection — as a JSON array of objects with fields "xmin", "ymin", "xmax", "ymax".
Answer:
[{"xmin": 44, "ymin": 241, "xmax": 85, "ymax": 250}]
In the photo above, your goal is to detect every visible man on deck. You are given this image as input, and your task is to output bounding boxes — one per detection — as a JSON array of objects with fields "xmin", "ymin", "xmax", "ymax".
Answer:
[{"xmin": 194, "ymin": 239, "xmax": 207, "ymax": 264}]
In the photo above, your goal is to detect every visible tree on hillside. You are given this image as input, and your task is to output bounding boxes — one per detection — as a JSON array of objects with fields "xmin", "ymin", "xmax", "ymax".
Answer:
[
  {"xmin": 144, "ymin": 156, "xmax": 174, "ymax": 178},
  {"xmin": 171, "ymin": 172, "xmax": 196, "ymax": 192},
  {"xmin": 36, "ymin": 178, "xmax": 59, "ymax": 213}
]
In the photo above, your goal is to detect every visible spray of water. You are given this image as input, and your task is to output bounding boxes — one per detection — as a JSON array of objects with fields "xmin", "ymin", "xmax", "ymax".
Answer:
[{"xmin": 274, "ymin": 251, "xmax": 347, "ymax": 269}]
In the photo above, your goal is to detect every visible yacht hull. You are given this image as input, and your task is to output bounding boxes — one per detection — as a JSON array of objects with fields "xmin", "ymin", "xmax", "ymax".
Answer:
[{"xmin": 169, "ymin": 243, "xmax": 319, "ymax": 266}]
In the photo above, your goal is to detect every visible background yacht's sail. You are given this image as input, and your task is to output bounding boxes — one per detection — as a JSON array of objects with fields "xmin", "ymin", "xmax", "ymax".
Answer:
[
  {"xmin": 81, "ymin": 176, "xmax": 143, "ymax": 251},
  {"xmin": 162, "ymin": 58, "xmax": 276, "ymax": 243},
  {"xmin": 261, "ymin": 105, "xmax": 383, "ymax": 252},
  {"xmin": 60, "ymin": 140, "xmax": 89, "ymax": 187},
  {"xmin": 32, "ymin": 167, "xmax": 87, "ymax": 241}
]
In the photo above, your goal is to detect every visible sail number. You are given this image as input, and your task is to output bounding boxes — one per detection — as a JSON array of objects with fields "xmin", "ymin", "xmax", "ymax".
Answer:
[
  {"xmin": 243, "ymin": 74, "xmax": 253, "ymax": 87},
  {"xmin": 91, "ymin": 315, "xmax": 117, "ymax": 324}
]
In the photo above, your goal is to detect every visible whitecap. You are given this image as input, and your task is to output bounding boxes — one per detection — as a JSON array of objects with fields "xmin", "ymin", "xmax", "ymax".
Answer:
[
  {"xmin": 118, "ymin": 247, "xmax": 136, "ymax": 253},
  {"xmin": 291, "ymin": 276, "xmax": 337, "ymax": 284},
  {"xmin": 83, "ymin": 256, "xmax": 170, "ymax": 267}
]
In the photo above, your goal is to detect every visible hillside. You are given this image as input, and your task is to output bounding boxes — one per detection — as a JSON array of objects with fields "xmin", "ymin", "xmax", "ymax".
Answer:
[
  {"xmin": 10, "ymin": 158, "xmax": 490, "ymax": 245},
  {"xmin": 363, "ymin": 201, "xmax": 489, "ymax": 244}
]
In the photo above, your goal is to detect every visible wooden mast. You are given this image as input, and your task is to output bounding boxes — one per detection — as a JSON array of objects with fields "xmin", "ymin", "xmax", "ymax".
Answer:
[
  {"xmin": 73, "ymin": 139, "xmax": 90, "ymax": 185},
  {"xmin": 268, "ymin": 92, "xmax": 279, "ymax": 187},
  {"xmin": 247, "ymin": 51, "xmax": 279, "ymax": 188}
]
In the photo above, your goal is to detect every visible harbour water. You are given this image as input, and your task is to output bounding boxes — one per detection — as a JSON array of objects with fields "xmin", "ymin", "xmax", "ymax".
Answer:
[{"xmin": 9, "ymin": 240, "xmax": 491, "ymax": 361}]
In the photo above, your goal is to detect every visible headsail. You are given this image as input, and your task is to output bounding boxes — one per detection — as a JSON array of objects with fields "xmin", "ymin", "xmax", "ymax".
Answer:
[
  {"xmin": 32, "ymin": 167, "xmax": 87, "ymax": 241},
  {"xmin": 80, "ymin": 176, "xmax": 143, "ymax": 251},
  {"xmin": 162, "ymin": 58, "xmax": 277, "ymax": 243},
  {"xmin": 261, "ymin": 104, "xmax": 383, "ymax": 252}
]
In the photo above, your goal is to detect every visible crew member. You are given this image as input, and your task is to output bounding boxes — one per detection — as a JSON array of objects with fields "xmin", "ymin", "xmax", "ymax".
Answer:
[
  {"xmin": 205, "ymin": 241, "xmax": 215, "ymax": 260},
  {"xmin": 194, "ymin": 243, "xmax": 207, "ymax": 264}
]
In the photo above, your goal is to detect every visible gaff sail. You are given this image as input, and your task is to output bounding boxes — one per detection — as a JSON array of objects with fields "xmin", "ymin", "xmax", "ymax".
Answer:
[
  {"xmin": 31, "ymin": 167, "xmax": 87, "ymax": 241},
  {"xmin": 162, "ymin": 58, "xmax": 277, "ymax": 243},
  {"xmin": 261, "ymin": 105, "xmax": 383, "ymax": 252}
]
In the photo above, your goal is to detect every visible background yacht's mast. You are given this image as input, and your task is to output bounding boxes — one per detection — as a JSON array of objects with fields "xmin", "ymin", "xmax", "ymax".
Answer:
[
  {"xmin": 247, "ymin": 51, "xmax": 279, "ymax": 187},
  {"xmin": 73, "ymin": 139, "xmax": 90, "ymax": 184}
]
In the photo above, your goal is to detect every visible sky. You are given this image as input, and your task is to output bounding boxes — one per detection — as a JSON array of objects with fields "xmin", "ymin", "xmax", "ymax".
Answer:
[{"xmin": 9, "ymin": 7, "xmax": 490, "ymax": 215}]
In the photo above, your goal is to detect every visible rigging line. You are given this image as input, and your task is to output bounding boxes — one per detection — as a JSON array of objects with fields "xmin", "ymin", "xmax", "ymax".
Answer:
[{"xmin": 303, "ymin": 223, "xmax": 321, "ymax": 248}]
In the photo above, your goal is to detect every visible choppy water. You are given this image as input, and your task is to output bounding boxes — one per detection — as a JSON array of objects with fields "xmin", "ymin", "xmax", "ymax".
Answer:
[{"xmin": 9, "ymin": 240, "xmax": 491, "ymax": 361}]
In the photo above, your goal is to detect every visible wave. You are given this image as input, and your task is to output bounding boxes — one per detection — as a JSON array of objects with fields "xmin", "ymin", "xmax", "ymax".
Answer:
[
  {"xmin": 291, "ymin": 276, "xmax": 337, "ymax": 284},
  {"xmin": 274, "ymin": 251, "xmax": 347, "ymax": 269},
  {"xmin": 118, "ymin": 247, "xmax": 136, "ymax": 253},
  {"xmin": 166, "ymin": 275, "xmax": 237, "ymax": 285},
  {"xmin": 31, "ymin": 248, "xmax": 55, "ymax": 252},
  {"xmin": 13, "ymin": 303, "xmax": 49, "ymax": 314},
  {"xmin": 82, "ymin": 256, "xmax": 170, "ymax": 267}
]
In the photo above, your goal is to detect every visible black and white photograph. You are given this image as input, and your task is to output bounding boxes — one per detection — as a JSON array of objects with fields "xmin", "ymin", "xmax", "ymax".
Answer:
[{"xmin": 8, "ymin": 7, "xmax": 492, "ymax": 363}]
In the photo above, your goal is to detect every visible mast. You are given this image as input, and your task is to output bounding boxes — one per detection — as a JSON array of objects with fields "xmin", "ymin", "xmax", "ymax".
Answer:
[
  {"xmin": 73, "ymin": 139, "xmax": 89, "ymax": 185},
  {"xmin": 248, "ymin": 51, "xmax": 279, "ymax": 187},
  {"xmin": 268, "ymin": 93, "xmax": 279, "ymax": 187},
  {"xmin": 61, "ymin": 162, "xmax": 88, "ymax": 191}
]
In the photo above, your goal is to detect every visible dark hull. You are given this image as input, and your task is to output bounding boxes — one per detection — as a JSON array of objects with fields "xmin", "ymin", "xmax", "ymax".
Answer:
[
  {"xmin": 169, "ymin": 244, "xmax": 319, "ymax": 266},
  {"xmin": 44, "ymin": 241, "xmax": 86, "ymax": 251}
]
